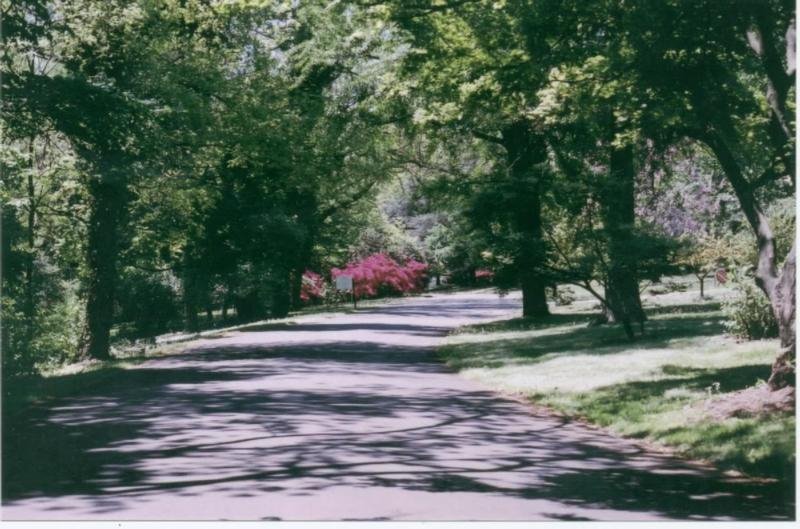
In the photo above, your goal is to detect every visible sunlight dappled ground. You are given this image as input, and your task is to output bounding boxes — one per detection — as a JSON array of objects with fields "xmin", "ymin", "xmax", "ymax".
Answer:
[
  {"xmin": 439, "ymin": 277, "xmax": 795, "ymax": 481},
  {"xmin": 3, "ymin": 289, "xmax": 793, "ymax": 520}
]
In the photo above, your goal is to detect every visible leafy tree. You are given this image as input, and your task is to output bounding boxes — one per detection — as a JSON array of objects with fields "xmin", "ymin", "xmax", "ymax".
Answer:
[
  {"xmin": 677, "ymin": 237, "xmax": 731, "ymax": 300},
  {"xmin": 616, "ymin": 0, "xmax": 796, "ymax": 387},
  {"xmin": 373, "ymin": 1, "xmax": 556, "ymax": 316}
]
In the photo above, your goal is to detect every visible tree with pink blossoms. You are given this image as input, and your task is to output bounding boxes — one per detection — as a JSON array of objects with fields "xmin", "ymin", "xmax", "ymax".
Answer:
[
  {"xmin": 331, "ymin": 253, "xmax": 428, "ymax": 299},
  {"xmin": 299, "ymin": 271, "xmax": 326, "ymax": 304}
]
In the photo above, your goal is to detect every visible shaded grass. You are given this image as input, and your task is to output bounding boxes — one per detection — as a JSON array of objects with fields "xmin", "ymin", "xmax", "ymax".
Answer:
[
  {"xmin": 439, "ymin": 287, "xmax": 795, "ymax": 481},
  {"xmin": 5, "ymin": 330, "xmax": 207, "ymax": 416},
  {"xmin": 538, "ymin": 364, "xmax": 794, "ymax": 481},
  {"xmin": 444, "ymin": 305, "xmax": 728, "ymax": 372},
  {"xmin": 3, "ymin": 362, "xmax": 140, "ymax": 422}
]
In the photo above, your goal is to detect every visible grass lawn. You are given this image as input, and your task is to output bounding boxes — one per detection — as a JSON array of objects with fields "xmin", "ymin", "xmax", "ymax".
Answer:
[{"xmin": 439, "ymin": 277, "xmax": 795, "ymax": 481}]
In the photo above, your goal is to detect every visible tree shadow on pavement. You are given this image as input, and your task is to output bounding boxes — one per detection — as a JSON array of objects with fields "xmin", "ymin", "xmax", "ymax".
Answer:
[
  {"xmin": 236, "ymin": 322, "xmax": 452, "ymax": 337},
  {"xmin": 2, "ymin": 336, "xmax": 795, "ymax": 520}
]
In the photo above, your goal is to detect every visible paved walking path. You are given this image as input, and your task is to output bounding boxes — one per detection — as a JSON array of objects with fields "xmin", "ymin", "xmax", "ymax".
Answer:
[{"xmin": 2, "ymin": 291, "xmax": 793, "ymax": 520}]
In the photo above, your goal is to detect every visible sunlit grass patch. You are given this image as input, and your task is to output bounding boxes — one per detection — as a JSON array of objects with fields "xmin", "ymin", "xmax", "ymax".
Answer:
[{"xmin": 439, "ymin": 278, "xmax": 794, "ymax": 480}]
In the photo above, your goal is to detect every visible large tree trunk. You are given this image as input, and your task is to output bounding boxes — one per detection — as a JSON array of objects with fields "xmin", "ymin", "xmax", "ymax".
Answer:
[
  {"xmin": 704, "ymin": 132, "xmax": 795, "ymax": 388},
  {"xmin": 287, "ymin": 237, "xmax": 313, "ymax": 311},
  {"xmin": 289, "ymin": 268, "xmax": 303, "ymax": 311},
  {"xmin": 768, "ymin": 245, "xmax": 796, "ymax": 388},
  {"xmin": 601, "ymin": 145, "xmax": 645, "ymax": 339},
  {"xmin": 83, "ymin": 175, "xmax": 126, "ymax": 360},
  {"xmin": 519, "ymin": 174, "xmax": 549, "ymax": 317},
  {"xmin": 24, "ymin": 137, "xmax": 36, "ymax": 347},
  {"xmin": 746, "ymin": 12, "xmax": 795, "ymax": 143},
  {"xmin": 1, "ymin": 208, "xmax": 19, "ymax": 365},
  {"xmin": 743, "ymin": 10, "xmax": 796, "ymax": 388},
  {"xmin": 271, "ymin": 272, "xmax": 292, "ymax": 319},
  {"xmin": 502, "ymin": 121, "xmax": 550, "ymax": 318},
  {"xmin": 521, "ymin": 272, "xmax": 549, "ymax": 317},
  {"xmin": 182, "ymin": 252, "xmax": 200, "ymax": 333}
]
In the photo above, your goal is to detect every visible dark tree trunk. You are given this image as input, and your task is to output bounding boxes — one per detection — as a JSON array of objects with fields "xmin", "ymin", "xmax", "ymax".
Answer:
[
  {"xmin": 234, "ymin": 291, "xmax": 266, "ymax": 322},
  {"xmin": 521, "ymin": 269, "xmax": 549, "ymax": 317},
  {"xmin": 703, "ymin": 131, "xmax": 795, "ymax": 388},
  {"xmin": 1, "ymin": 208, "xmax": 17, "ymax": 362},
  {"xmin": 225, "ymin": 278, "xmax": 237, "ymax": 321},
  {"xmin": 746, "ymin": 13, "xmax": 794, "ymax": 144},
  {"xmin": 183, "ymin": 291, "xmax": 199, "ymax": 333},
  {"xmin": 502, "ymin": 121, "xmax": 550, "ymax": 318},
  {"xmin": 205, "ymin": 304, "xmax": 214, "ymax": 326},
  {"xmin": 288, "ymin": 239, "xmax": 314, "ymax": 311},
  {"xmin": 519, "ymin": 180, "xmax": 549, "ymax": 318},
  {"xmin": 699, "ymin": 275, "xmax": 705, "ymax": 299},
  {"xmin": 271, "ymin": 273, "xmax": 291, "ymax": 319},
  {"xmin": 0, "ymin": 316, "xmax": 8, "ymax": 366},
  {"xmin": 182, "ymin": 252, "xmax": 200, "ymax": 333},
  {"xmin": 768, "ymin": 245, "xmax": 795, "ymax": 389},
  {"xmin": 289, "ymin": 268, "xmax": 304, "ymax": 311},
  {"xmin": 83, "ymin": 175, "xmax": 126, "ymax": 360},
  {"xmin": 602, "ymin": 145, "xmax": 645, "ymax": 339},
  {"xmin": 24, "ymin": 138, "xmax": 36, "ymax": 346},
  {"xmin": 742, "ymin": 12, "xmax": 796, "ymax": 388},
  {"xmin": 602, "ymin": 304, "xmax": 617, "ymax": 324}
]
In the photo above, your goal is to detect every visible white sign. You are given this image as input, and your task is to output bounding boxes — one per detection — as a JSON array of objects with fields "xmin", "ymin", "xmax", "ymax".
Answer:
[{"xmin": 335, "ymin": 275, "xmax": 354, "ymax": 291}]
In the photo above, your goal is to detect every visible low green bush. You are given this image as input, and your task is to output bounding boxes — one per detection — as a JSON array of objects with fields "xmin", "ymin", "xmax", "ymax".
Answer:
[{"xmin": 723, "ymin": 280, "xmax": 778, "ymax": 340}]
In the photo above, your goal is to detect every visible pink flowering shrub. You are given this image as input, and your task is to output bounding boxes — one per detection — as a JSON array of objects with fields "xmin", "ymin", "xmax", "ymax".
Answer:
[
  {"xmin": 475, "ymin": 268, "xmax": 495, "ymax": 281},
  {"xmin": 300, "ymin": 270, "xmax": 326, "ymax": 302},
  {"xmin": 331, "ymin": 253, "xmax": 428, "ymax": 298}
]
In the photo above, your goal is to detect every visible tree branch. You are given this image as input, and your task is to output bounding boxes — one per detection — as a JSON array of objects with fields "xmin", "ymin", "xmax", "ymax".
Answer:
[
  {"xmin": 471, "ymin": 129, "xmax": 504, "ymax": 145},
  {"xmin": 318, "ymin": 179, "xmax": 379, "ymax": 221}
]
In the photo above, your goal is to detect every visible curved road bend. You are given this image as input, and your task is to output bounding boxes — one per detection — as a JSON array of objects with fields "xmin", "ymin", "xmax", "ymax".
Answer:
[{"xmin": 2, "ymin": 290, "xmax": 794, "ymax": 520}]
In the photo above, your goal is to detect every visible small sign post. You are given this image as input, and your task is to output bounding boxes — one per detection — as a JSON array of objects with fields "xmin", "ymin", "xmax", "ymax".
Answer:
[
  {"xmin": 335, "ymin": 275, "xmax": 353, "ymax": 291},
  {"xmin": 335, "ymin": 275, "xmax": 356, "ymax": 308}
]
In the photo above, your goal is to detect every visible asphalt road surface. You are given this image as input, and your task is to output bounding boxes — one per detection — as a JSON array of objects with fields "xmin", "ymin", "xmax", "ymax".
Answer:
[{"xmin": 2, "ymin": 290, "xmax": 794, "ymax": 520}]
